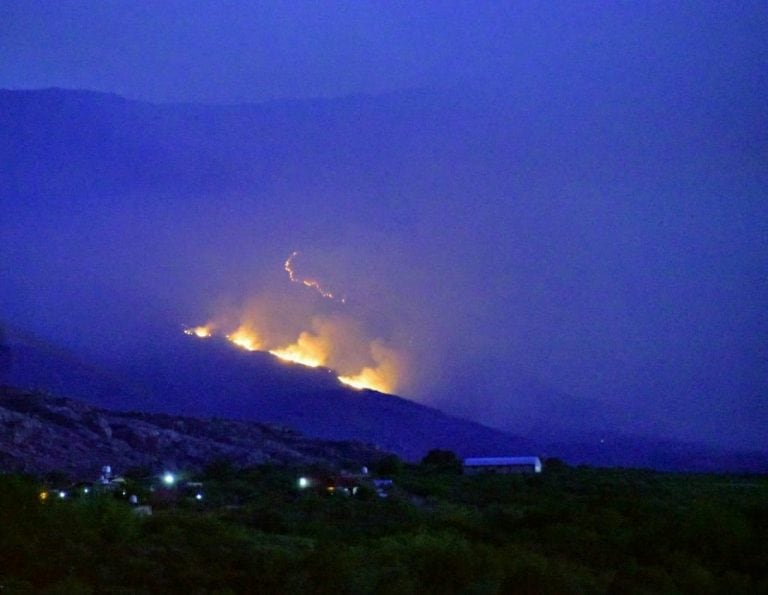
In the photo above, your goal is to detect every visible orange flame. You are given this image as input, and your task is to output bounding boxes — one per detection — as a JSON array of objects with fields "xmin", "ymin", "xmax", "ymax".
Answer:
[
  {"xmin": 338, "ymin": 371, "xmax": 389, "ymax": 392},
  {"xmin": 185, "ymin": 322, "xmax": 400, "ymax": 394},
  {"xmin": 226, "ymin": 326, "xmax": 262, "ymax": 352},
  {"xmin": 184, "ymin": 325, "xmax": 212, "ymax": 338},
  {"xmin": 269, "ymin": 347, "xmax": 322, "ymax": 368},
  {"xmin": 338, "ymin": 341, "xmax": 400, "ymax": 393},
  {"xmin": 268, "ymin": 328, "xmax": 331, "ymax": 368}
]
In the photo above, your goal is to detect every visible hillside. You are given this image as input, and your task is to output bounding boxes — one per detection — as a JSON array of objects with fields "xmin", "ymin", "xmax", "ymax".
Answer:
[
  {"xmin": 2, "ymin": 87, "xmax": 765, "ymax": 464},
  {"xmin": 0, "ymin": 386, "xmax": 385, "ymax": 478},
  {"xmin": 5, "ymin": 330, "xmax": 767, "ymax": 473},
  {"xmin": 5, "ymin": 331, "xmax": 533, "ymax": 462}
]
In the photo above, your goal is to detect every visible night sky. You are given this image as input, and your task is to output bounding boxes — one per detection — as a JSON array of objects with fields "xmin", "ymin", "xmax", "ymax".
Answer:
[{"xmin": 1, "ymin": 2, "xmax": 767, "ymax": 449}]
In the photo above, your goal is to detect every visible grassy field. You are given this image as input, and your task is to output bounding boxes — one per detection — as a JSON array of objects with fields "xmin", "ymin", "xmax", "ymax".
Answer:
[{"xmin": 1, "ymin": 460, "xmax": 766, "ymax": 594}]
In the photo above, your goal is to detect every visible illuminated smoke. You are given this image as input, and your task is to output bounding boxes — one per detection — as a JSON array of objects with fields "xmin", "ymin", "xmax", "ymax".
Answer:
[
  {"xmin": 225, "ymin": 325, "xmax": 263, "ymax": 351},
  {"xmin": 184, "ymin": 315, "xmax": 405, "ymax": 394},
  {"xmin": 269, "ymin": 328, "xmax": 330, "ymax": 368},
  {"xmin": 284, "ymin": 251, "xmax": 346, "ymax": 303},
  {"xmin": 183, "ymin": 253, "xmax": 407, "ymax": 394},
  {"xmin": 338, "ymin": 340, "xmax": 402, "ymax": 394}
]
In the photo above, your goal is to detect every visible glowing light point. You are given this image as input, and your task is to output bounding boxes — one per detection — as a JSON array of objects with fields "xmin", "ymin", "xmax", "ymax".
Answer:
[
  {"xmin": 298, "ymin": 477, "xmax": 310, "ymax": 489},
  {"xmin": 195, "ymin": 493, "xmax": 203, "ymax": 501},
  {"xmin": 58, "ymin": 491, "xmax": 66, "ymax": 499},
  {"xmin": 162, "ymin": 472, "xmax": 176, "ymax": 486}
]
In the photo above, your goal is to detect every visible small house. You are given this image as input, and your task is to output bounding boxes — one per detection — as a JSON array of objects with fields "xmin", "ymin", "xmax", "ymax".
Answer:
[{"xmin": 463, "ymin": 456, "xmax": 543, "ymax": 475}]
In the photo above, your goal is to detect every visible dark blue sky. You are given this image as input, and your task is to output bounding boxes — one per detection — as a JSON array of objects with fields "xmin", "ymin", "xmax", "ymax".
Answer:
[
  {"xmin": 2, "ymin": 1, "xmax": 765, "ymax": 104},
  {"xmin": 1, "ymin": 2, "xmax": 767, "ymax": 449}
]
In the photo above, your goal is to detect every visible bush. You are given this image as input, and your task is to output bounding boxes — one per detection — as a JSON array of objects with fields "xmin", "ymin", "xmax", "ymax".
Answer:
[{"xmin": 421, "ymin": 449, "xmax": 462, "ymax": 473}]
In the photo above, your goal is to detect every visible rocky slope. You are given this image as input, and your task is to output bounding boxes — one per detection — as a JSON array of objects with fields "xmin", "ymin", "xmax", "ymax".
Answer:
[
  {"xmin": 0, "ymin": 386, "xmax": 386, "ymax": 479},
  {"xmin": 6, "ymin": 333, "xmax": 534, "ymax": 461}
]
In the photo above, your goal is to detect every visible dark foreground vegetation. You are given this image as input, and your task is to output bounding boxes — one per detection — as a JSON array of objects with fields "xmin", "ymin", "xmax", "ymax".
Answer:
[{"xmin": 1, "ymin": 460, "xmax": 766, "ymax": 594}]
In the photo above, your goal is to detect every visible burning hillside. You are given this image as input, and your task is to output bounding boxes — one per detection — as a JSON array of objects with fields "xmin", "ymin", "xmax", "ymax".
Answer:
[{"xmin": 183, "ymin": 252, "xmax": 405, "ymax": 394}]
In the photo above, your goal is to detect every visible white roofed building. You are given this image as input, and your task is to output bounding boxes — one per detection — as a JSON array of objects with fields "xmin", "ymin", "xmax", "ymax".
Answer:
[{"xmin": 463, "ymin": 456, "xmax": 543, "ymax": 474}]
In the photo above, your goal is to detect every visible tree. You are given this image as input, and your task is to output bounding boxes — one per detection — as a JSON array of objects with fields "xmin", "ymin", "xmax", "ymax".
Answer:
[
  {"xmin": 371, "ymin": 455, "xmax": 403, "ymax": 477},
  {"xmin": 421, "ymin": 449, "xmax": 462, "ymax": 473}
]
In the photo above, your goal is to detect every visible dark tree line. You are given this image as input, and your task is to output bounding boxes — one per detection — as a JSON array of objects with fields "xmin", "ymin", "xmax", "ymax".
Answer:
[{"xmin": 1, "ymin": 462, "xmax": 766, "ymax": 593}]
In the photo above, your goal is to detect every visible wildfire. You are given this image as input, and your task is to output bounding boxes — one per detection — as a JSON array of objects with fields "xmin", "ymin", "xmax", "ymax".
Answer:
[
  {"xmin": 225, "ymin": 326, "xmax": 262, "ymax": 352},
  {"xmin": 284, "ymin": 251, "xmax": 345, "ymax": 303},
  {"xmin": 268, "ymin": 327, "xmax": 332, "ymax": 368},
  {"xmin": 182, "ymin": 252, "xmax": 404, "ymax": 394},
  {"xmin": 184, "ymin": 322, "xmax": 398, "ymax": 393},
  {"xmin": 338, "ymin": 371, "xmax": 390, "ymax": 393},
  {"xmin": 268, "ymin": 348, "xmax": 322, "ymax": 368},
  {"xmin": 184, "ymin": 325, "xmax": 212, "ymax": 338},
  {"xmin": 338, "ymin": 341, "xmax": 399, "ymax": 393}
]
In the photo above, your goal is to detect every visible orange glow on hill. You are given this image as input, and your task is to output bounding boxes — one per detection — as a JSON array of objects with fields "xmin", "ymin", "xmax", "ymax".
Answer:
[
  {"xmin": 268, "ymin": 328, "xmax": 331, "ymax": 369},
  {"xmin": 182, "ymin": 252, "xmax": 405, "ymax": 395},
  {"xmin": 338, "ymin": 370, "xmax": 391, "ymax": 393},
  {"xmin": 184, "ymin": 325, "xmax": 212, "ymax": 338},
  {"xmin": 226, "ymin": 326, "xmax": 262, "ymax": 352},
  {"xmin": 186, "ymin": 322, "xmax": 400, "ymax": 394},
  {"xmin": 269, "ymin": 346, "xmax": 323, "ymax": 368}
]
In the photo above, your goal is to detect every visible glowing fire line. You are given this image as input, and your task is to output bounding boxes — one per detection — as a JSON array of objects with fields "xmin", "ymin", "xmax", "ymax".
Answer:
[
  {"xmin": 268, "ymin": 347, "xmax": 323, "ymax": 368},
  {"xmin": 338, "ymin": 375, "xmax": 371, "ymax": 390},
  {"xmin": 284, "ymin": 251, "xmax": 345, "ymax": 303},
  {"xmin": 181, "ymin": 251, "xmax": 397, "ymax": 393},
  {"xmin": 182, "ymin": 324, "xmax": 392, "ymax": 393}
]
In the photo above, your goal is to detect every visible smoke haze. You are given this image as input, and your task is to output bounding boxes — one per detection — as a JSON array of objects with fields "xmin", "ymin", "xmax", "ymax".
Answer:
[{"xmin": 1, "ymin": 2, "xmax": 766, "ymax": 451}]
